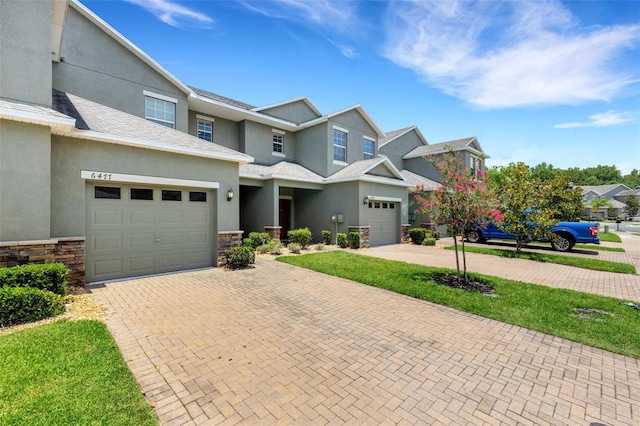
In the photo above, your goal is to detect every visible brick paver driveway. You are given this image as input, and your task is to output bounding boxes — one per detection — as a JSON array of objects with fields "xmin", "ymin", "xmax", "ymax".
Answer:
[{"xmin": 91, "ymin": 245, "xmax": 640, "ymax": 425}]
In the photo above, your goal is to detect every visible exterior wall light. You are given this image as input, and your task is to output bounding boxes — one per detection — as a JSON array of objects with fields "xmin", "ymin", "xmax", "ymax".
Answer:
[
  {"xmin": 227, "ymin": 187, "xmax": 234, "ymax": 202},
  {"xmin": 363, "ymin": 196, "xmax": 369, "ymax": 205}
]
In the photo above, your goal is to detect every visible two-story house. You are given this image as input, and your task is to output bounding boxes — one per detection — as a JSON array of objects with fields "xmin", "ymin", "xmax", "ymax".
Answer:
[{"xmin": 0, "ymin": 0, "xmax": 488, "ymax": 285}]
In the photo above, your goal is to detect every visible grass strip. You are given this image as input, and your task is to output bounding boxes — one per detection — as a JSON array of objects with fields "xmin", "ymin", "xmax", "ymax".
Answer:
[
  {"xmin": 573, "ymin": 244, "xmax": 624, "ymax": 252},
  {"xmin": 278, "ymin": 251, "xmax": 640, "ymax": 359},
  {"xmin": 599, "ymin": 233, "xmax": 622, "ymax": 243},
  {"xmin": 444, "ymin": 245, "xmax": 636, "ymax": 274},
  {"xmin": 0, "ymin": 320, "xmax": 158, "ymax": 426}
]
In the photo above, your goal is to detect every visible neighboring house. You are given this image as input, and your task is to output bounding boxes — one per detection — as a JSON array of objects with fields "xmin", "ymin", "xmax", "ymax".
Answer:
[
  {"xmin": 0, "ymin": 0, "xmax": 488, "ymax": 285},
  {"xmin": 580, "ymin": 184, "xmax": 630, "ymax": 219}
]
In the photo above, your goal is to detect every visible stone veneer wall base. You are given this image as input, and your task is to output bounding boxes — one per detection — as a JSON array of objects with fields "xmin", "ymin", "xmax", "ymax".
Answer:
[{"xmin": 0, "ymin": 237, "xmax": 85, "ymax": 287}]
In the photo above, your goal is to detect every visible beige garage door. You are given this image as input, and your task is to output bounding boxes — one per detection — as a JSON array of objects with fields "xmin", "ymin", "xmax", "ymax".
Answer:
[
  {"xmin": 365, "ymin": 201, "xmax": 400, "ymax": 246},
  {"xmin": 86, "ymin": 183, "xmax": 214, "ymax": 283}
]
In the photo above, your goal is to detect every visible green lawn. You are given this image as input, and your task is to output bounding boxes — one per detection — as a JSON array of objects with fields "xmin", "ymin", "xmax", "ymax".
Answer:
[
  {"xmin": 599, "ymin": 232, "xmax": 622, "ymax": 243},
  {"xmin": 278, "ymin": 251, "xmax": 640, "ymax": 359},
  {"xmin": 445, "ymin": 245, "xmax": 636, "ymax": 274},
  {"xmin": 0, "ymin": 320, "xmax": 158, "ymax": 426}
]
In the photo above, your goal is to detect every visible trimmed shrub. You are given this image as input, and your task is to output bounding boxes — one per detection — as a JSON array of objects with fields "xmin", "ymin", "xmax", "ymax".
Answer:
[
  {"xmin": 242, "ymin": 238, "xmax": 252, "ymax": 247},
  {"xmin": 0, "ymin": 286, "xmax": 65, "ymax": 326},
  {"xmin": 321, "ymin": 230, "xmax": 332, "ymax": 245},
  {"xmin": 287, "ymin": 228, "xmax": 312, "ymax": 249},
  {"xmin": 422, "ymin": 237, "xmax": 437, "ymax": 246},
  {"xmin": 337, "ymin": 233, "xmax": 348, "ymax": 248},
  {"xmin": 256, "ymin": 241, "xmax": 284, "ymax": 255},
  {"xmin": 409, "ymin": 228, "xmax": 427, "ymax": 245},
  {"xmin": 246, "ymin": 232, "xmax": 272, "ymax": 249},
  {"xmin": 315, "ymin": 243, "xmax": 325, "ymax": 251},
  {"xmin": 287, "ymin": 243, "xmax": 302, "ymax": 254},
  {"xmin": 0, "ymin": 263, "xmax": 69, "ymax": 296},
  {"xmin": 348, "ymin": 232, "xmax": 360, "ymax": 249},
  {"xmin": 224, "ymin": 246, "xmax": 255, "ymax": 269}
]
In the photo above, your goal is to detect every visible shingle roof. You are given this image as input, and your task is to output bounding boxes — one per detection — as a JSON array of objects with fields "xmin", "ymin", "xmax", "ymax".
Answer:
[
  {"xmin": 403, "ymin": 137, "xmax": 477, "ymax": 159},
  {"xmin": 580, "ymin": 184, "xmax": 630, "ymax": 195},
  {"xmin": 240, "ymin": 162, "xmax": 323, "ymax": 182},
  {"xmin": 400, "ymin": 170, "xmax": 441, "ymax": 190},
  {"xmin": 189, "ymin": 86, "xmax": 256, "ymax": 110},
  {"xmin": 0, "ymin": 98, "xmax": 76, "ymax": 127},
  {"xmin": 327, "ymin": 158, "xmax": 405, "ymax": 184},
  {"xmin": 65, "ymin": 93, "xmax": 253, "ymax": 163}
]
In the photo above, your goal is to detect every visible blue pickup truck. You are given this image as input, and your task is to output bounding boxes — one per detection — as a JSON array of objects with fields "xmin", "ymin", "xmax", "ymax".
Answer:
[{"xmin": 464, "ymin": 221, "xmax": 600, "ymax": 251}]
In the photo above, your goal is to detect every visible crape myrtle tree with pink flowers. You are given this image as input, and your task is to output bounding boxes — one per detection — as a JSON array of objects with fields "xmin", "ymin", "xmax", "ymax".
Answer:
[{"xmin": 412, "ymin": 148, "xmax": 501, "ymax": 282}]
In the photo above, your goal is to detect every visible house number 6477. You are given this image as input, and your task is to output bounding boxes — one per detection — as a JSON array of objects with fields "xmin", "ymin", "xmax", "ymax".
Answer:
[{"xmin": 90, "ymin": 172, "xmax": 113, "ymax": 180}]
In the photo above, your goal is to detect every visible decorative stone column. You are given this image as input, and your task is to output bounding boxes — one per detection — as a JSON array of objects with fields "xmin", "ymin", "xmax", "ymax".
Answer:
[
  {"xmin": 0, "ymin": 237, "xmax": 85, "ymax": 287},
  {"xmin": 348, "ymin": 226, "xmax": 370, "ymax": 249},
  {"xmin": 264, "ymin": 226, "xmax": 282, "ymax": 242},
  {"xmin": 401, "ymin": 224, "xmax": 411, "ymax": 244},
  {"xmin": 217, "ymin": 231, "xmax": 244, "ymax": 261}
]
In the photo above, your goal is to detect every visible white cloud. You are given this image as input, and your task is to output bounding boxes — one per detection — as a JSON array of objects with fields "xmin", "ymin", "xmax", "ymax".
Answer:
[
  {"xmin": 238, "ymin": 0, "xmax": 355, "ymax": 31},
  {"xmin": 382, "ymin": 0, "xmax": 640, "ymax": 108},
  {"xmin": 124, "ymin": 0, "xmax": 213, "ymax": 28},
  {"xmin": 555, "ymin": 110, "xmax": 636, "ymax": 128}
]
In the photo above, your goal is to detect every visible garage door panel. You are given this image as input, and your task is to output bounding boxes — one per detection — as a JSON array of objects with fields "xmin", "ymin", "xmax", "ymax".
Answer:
[
  {"xmin": 93, "ymin": 235, "xmax": 123, "ymax": 250},
  {"xmin": 129, "ymin": 233, "xmax": 156, "ymax": 249},
  {"xmin": 129, "ymin": 210, "xmax": 155, "ymax": 225},
  {"xmin": 187, "ymin": 231, "xmax": 209, "ymax": 244},
  {"xmin": 86, "ymin": 184, "xmax": 214, "ymax": 283},
  {"xmin": 129, "ymin": 256, "xmax": 155, "ymax": 273},
  {"xmin": 94, "ymin": 259, "xmax": 123, "ymax": 277},
  {"xmin": 93, "ymin": 210, "xmax": 123, "ymax": 226},
  {"xmin": 365, "ymin": 202, "xmax": 399, "ymax": 246},
  {"xmin": 161, "ymin": 210, "xmax": 184, "ymax": 225},
  {"xmin": 187, "ymin": 210, "xmax": 208, "ymax": 224}
]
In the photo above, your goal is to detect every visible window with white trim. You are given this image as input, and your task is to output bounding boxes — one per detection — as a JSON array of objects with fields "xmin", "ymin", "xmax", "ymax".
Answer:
[
  {"xmin": 333, "ymin": 129, "xmax": 347, "ymax": 163},
  {"xmin": 273, "ymin": 132, "xmax": 284, "ymax": 155},
  {"xmin": 145, "ymin": 96, "xmax": 175, "ymax": 128},
  {"xmin": 363, "ymin": 138, "xmax": 374, "ymax": 160},
  {"xmin": 470, "ymin": 154, "xmax": 480, "ymax": 176},
  {"xmin": 197, "ymin": 118, "xmax": 213, "ymax": 142}
]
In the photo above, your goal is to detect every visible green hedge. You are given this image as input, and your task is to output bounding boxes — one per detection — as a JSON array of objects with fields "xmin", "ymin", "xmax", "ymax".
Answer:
[
  {"xmin": 0, "ymin": 286, "xmax": 65, "ymax": 326},
  {"xmin": 244, "ymin": 232, "xmax": 272, "ymax": 249},
  {"xmin": 348, "ymin": 232, "xmax": 360, "ymax": 249},
  {"xmin": 224, "ymin": 246, "xmax": 255, "ymax": 269},
  {"xmin": 409, "ymin": 228, "xmax": 427, "ymax": 245},
  {"xmin": 337, "ymin": 233, "xmax": 348, "ymax": 248},
  {"xmin": 287, "ymin": 228, "xmax": 312, "ymax": 248},
  {"xmin": 0, "ymin": 263, "xmax": 69, "ymax": 296},
  {"xmin": 321, "ymin": 230, "xmax": 332, "ymax": 245}
]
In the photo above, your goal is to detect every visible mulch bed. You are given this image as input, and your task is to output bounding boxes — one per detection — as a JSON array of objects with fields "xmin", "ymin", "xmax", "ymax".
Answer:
[{"xmin": 432, "ymin": 273, "xmax": 495, "ymax": 294}]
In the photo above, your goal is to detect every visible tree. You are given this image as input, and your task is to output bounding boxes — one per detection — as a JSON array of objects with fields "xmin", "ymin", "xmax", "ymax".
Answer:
[
  {"xmin": 497, "ymin": 163, "xmax": 557, "ymax": 252},
  {"xmin": 623, "ymin": 169, "xmax": 640, "ymax": 189},
  {"xmin": 543, "ymin": 175, "xmax": 584, "ymax": 221},
  {"xmin": 588, "ymin": 196, "xmax": 612, "ymax": 212},
  {"xmin": 624, "ymin": 195, "xmax": 639, "ymax": 219},
  {"xmin": 413, "ymin": 149, "xmax": 500, "ymax": 281}
]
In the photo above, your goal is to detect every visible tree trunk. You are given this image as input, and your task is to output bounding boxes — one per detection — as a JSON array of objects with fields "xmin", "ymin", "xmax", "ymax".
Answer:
[{"xmin": 453, "ymin": 233, "xmax": 461, "ymax": 280}]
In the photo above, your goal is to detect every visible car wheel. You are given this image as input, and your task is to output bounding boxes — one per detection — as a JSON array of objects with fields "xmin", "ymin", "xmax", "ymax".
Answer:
[
  {"xmin": 551, "ymin": 235, "xmax": 573, "ymax": 251},
  {"xmin": 465, "ymin": 229, "xmax": 483, "ymax": 243}
]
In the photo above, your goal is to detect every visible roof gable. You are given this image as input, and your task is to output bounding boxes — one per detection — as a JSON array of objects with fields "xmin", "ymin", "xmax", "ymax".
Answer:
[
  {"xmin": 252, "ymin": 97, "xmax": 322, "ymax": 123},
  {"xmin": 379, "ymin": 126, "xmax": 428, "ymax": 148},
  {"xmin": 403, "ymin": 136, "xmax": 488, "ymax": 159},
  {"xmin": 300, "ymin": 105, "xmax": 385, "ymax": 138}
]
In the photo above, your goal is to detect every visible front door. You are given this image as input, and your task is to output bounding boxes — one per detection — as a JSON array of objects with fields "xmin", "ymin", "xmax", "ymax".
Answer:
[{"xmin": 279, "ymin": 198, "xmax": 291, "ymax": 240}]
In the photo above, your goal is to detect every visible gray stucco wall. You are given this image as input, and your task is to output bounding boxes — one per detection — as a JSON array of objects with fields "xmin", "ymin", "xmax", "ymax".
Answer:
[
  {"xmin": 0, "ymin": 121, "xmax": 51, "ymax": 241},
  {"xmin": 240, "ymin": 181, "xmax": 277, "ymax": 236},
  {"xmin": 358, "ymin": 181, "xmax": 409, "ymax": 224},
  {"xmin": 327, "ymin": 111, "xmax": 378, "ymax": 176},
  {"xmin": 0, "ymin": 0, "xmax": 52, "ymax": 106},
  {"xmin": 50, "ymin": 136, "xmax": 240, "ymax": 237},
  {"xmin": 188, "ymin": 111, "xmax": 240, "ymax": 152},
  {"xmin": 242, "ymin": 121, "xmax": 296, "ymax": 165},
  {"xmin": 259, "ymin": 100, "xmax": 319, "ymax": 124},
  {"xmin": 295, "ymin": 124, "xmax": 328, "ymax": 177},
  {"xmin": 379, "ymin": 131, "xmax": 424, "ymax": 171},
  {"xmin": 52, "ymin": 5, "xmax": 189, "ymax": 131},
  {"xmin": 405, "ymin": 158, "xmax": 441, "ymax": 182}
]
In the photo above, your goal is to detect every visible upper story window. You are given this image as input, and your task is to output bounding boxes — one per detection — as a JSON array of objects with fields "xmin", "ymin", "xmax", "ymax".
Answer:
[
  {"xmin": 470, "ymin": 154, "xmax": 480, "ymax": 176},
  {"xmin": 144, "ymin": 91, "xmax": 176, "ymax": 129},
  {"xmin": 272, "ymin": 129, "xmax": 285, "ymax": 157},
  {"xmin": 197, "ymin": 117, "xmax": 213, "ymax": 142},
  {"xmin": 363, "ymin": 138, "xmax": 375, "ymax": 160},
  {"xmin": 333, "ymin": 128, "xmax": 347, "ymax": 163}
]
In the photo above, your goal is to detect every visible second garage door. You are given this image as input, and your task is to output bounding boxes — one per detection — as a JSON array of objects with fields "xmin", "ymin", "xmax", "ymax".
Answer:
[
  {"xmin": 86, "ymin": 183, "xmax": 214, "ymax": 283},
  {"xmin": 364, "ymin": 200, "xmax": 400, "ymax": 246}
]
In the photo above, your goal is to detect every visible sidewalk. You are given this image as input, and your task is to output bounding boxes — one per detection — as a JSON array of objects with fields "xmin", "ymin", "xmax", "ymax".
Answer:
[{"xmin": 361, "ymin": 232, "xmax": 640, "ymax": 302}]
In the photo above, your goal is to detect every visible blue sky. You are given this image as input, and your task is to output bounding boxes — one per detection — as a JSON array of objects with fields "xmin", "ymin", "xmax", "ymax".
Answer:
[{"xmin": 82, "ymin": 0, "xmax": 640, "ymax": 174}]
